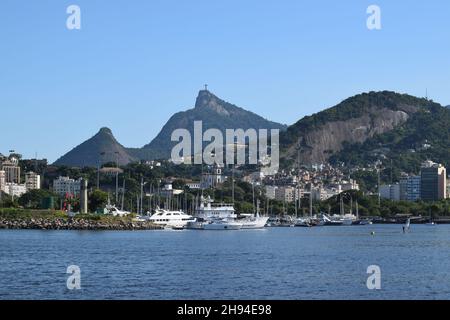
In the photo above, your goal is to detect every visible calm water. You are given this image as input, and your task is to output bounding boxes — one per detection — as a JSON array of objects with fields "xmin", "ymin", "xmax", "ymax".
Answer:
[{"xmin": 1, "ymin": 225, "xmax": 450, "ymax": 300}]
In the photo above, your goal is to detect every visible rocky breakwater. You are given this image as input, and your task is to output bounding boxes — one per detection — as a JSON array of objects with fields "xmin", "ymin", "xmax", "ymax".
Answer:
[{"xmin": 0, "ymin": 217, "xmax": 163, "ymax": 231}]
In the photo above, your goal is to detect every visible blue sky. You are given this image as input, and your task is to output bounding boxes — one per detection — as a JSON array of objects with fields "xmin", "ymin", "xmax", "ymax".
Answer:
[{"xmin": 1, "ymin": 0, "xmax": 450, "ymax": 162}]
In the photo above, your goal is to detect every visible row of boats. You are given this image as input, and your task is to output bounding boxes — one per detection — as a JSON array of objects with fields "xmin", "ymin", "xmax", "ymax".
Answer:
[
  {"xmin": 107, "ymin": 200, "xmax": 441, "ymax": 230},
  {"xmin": 133, "ymin": 196, "xmax": 269, "ymax": 230},
  {"xmin": 268, "ymin": 214, "xmax": 373, "ymax": 227},
  {"xmin": 106, "ymin": 195, "xmax": 380, "ymax": 230},
  {"xmin": 107, "ymin": 195, "xmax": 377, "ymax": 230},
  {"xmin": 144, "ymin": 197, "xmax": 377, "ymax": 230}
]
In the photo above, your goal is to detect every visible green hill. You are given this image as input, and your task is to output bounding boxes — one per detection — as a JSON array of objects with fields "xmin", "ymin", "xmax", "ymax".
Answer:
[
  {"xmin": 280, "ymin": 91, "xmax": 432, "ymax": 167},
  {"xmin": 329, "ymin": 100, "xmax": 450, "ymax": 175}
]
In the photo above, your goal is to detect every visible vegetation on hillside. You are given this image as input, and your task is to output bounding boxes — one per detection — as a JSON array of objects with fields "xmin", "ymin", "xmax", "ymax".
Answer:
[
  {"xmin": 330, "ymin": 103, "xmax": 450, "ymax": 176},
  {"xmin": 281, "ymin": 91, "xmax": 433, "ymax": 147}
]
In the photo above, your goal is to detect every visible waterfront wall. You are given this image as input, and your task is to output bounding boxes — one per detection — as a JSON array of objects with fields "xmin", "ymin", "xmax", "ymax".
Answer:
[{"xmin": 0, "ymin": 217, "xmax": 162, "ymax": 231}]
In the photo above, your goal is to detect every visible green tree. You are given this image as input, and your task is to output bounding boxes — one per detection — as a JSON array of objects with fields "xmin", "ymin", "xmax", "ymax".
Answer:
[
  {"xmin": 89, "ymin": 189, "xmax": 109, "ymax": 212},
  {"xmin": 18, "ymin": 189, "xmax": 59, "ymax": 209}
]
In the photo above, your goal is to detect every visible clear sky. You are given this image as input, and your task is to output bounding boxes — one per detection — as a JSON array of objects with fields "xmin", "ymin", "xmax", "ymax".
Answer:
[{"xmin": 1, "ymin": 0, "xmax": 450, "ymax": 162}]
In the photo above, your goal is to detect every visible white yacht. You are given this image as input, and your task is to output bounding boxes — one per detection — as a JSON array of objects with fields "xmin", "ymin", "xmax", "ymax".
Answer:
[
  {"xmin": 149, "ymin": 208, "xmax": 196, "ymax": 228},
  {"xmin": 105, "ymin": 204, "xmax": 130, "ymax": 217},
  {"xmin": 203, "ymin": 218, "xmax": 243, "ymax": 230},
  {"xmin": 340, "ymin": 213, "xmax": 358, "ymax": 226},
  {"xmin": 195, "ymin": 196, "xmax": 237, "ymax": 220},
  {"xmin": 238, "ymin": 213, "xmax": 269, "ymax": 229},
  {"xmin": 331, "ymin": 198, "xmax": 357, "ymax": 225},
  {"xmin": 294, "ymin": 217, "xmax": 313, "ymax": 227},
  {"xmin": 187, "ymin": 196, "xmax": 238, "ymax": 230}
]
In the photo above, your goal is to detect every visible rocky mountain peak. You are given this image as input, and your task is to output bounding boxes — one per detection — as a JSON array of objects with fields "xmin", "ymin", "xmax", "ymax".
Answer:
[
  {"xmin": 194, "ymin": 90, "xmax": 230, "ymax": 116},
  {"xmin": 98, "ymin": 127, "xmax": 113, "ymax": 135}
]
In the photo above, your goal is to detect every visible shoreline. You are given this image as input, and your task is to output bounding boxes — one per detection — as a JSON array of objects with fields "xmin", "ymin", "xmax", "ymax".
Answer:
[{"xmin": 0, "ymin": 217, "xmax": 163, "ymax": 231}]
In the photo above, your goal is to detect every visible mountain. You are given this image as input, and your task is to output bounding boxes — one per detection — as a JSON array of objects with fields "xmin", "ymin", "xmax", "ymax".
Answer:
[
  {"xmin": 329, "ymin": 98, "xmax": 450, "ymax": 175},
  {"xmin": 54, "ymin": 90, "xmax": 447, "ymax": 171},
  {"xmin": 280, "ymin": 91, "xmax": 435, "ymax": 167},
  {"xmin": 54, "ymin": 90, "xmax": 286, "ymax": 167},
  {"xmin": 53, "ymin": 127, "xmax": 137, "ymax": 167},
  {"xmin": 134, "ymin": 90, "xmax": 287, "ymax": 160}
]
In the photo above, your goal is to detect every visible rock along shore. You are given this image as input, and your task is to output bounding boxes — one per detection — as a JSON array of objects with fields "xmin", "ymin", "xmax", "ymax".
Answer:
[{"xmin": 0, "ymin": 217, "xmax": 163, "ymax": 231}]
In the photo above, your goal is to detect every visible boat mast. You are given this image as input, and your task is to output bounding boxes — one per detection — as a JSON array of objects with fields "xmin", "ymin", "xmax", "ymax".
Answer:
[
  {"xmin": 121, "ymin": 178, "xmax": 125, "ymax": 211},
  {"xmin": 356, "ymin": 200, "xmax": 359, "ymax": 219},
  {"xmin": 256, "ymin": 200, "xmax": 260, "ymax": 218},
  {"xmin": 232, "ymin": 164, "xmax": 235, "ymax": 203},
  {"xmin": 294, "ymin": 186, "xmax": 298, "ymax": 218},
  {"xmin": 252, "ymin": 182, "xmax": 255, "ymax": 214},
  {"xmin": 350, "ymin": 196, "xmax": 353, "ymax": 215}
]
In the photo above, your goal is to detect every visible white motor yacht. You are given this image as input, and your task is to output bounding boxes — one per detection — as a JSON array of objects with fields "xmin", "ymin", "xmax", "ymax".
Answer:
[
  {"xmin": 186, "ymin": 196, "xmax": 239, "ymax": 230},
  {"xmin": 203, "ymin": 218, "xmax": 243, "ymax": 230},
  {"xmin": 238, "ymin": 213, "xmax": 269, "ymax": 229},
  {"xmin": 149, "ymin": 208, "xmax": 196, "ymax": 228}
]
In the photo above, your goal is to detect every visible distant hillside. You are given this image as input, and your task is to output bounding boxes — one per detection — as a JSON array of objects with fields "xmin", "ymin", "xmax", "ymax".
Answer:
[
  {"xmin": 53, "ymin": 128, "xmax": 137, "ymax": 167},
  {"xmin": 280, "ymin": 91, "xmax": 432, "ymax": 167},
  {"xmin": 329, "ymin": 100, "xmax": 450, "ymax": 175},
  {"xmin": 134, "ymin": 90, "xmax": 287, "ymax": 160},
  {"xmin": 54, "ymin": 90, "xmax": 446, "ymax": 171},
  {"xmin": 54, "ymin": 90, "xmax": 287, "ymax": 167}
]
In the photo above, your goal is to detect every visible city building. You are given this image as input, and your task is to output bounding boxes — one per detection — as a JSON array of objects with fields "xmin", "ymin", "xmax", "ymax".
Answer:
[
  {"xmin": 420, "ymin": 161, "xmax": 447, "ymax": 201},
  {"xmin": 380, "ymin": 184, "xmax": 401, "ymax": 201},
  {"xmin": 1, "ymin": 157, "xmax": 21, "ymax": 184},
  {"xmin": 25, "ymin": 172, "xmax": 41, "ymax": 191},
  {"xmin": 53, "ymin": 176, "xmax": 81, "ymax": 196},
  {"xmin": 4, "ymin": 183, "xmax": 27, "ymax": 198},
  {"xmin": 311, "ymin": 186, "xmax": 339, "ymax": 201},
  {"xmin": 201, "ymin": 165, "xmax": 225, "ymax": 189},
  {"xmin": 340, "ymin": 179, "xmax": 360, "ymax": 191},
  {"xmin": 0, "ymin": 170, "xmax": 5, "ymax": 192},
  {"xmin": 274, "ymin": 186, "xmax": 302, "ymax": 203},
  {"xmin": 160, "ymin": 181, "xmax": 184, "ymax": 197},
  {"xmin": 265, "ymin": 185, "xmax": 278, "ymax": 200},
  {"xmin": 399, "ymin": 175, "xmax": 421, "ymax": 201}
]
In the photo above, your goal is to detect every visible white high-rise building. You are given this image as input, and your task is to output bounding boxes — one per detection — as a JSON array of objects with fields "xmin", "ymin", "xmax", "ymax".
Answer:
[
  {"xmin": 25, "ymin": 172, "xmax": 41, "ymax": 191},
  {"xmin": 2, "ymin": 157, "xmax": 20, "ymax": 184},
  {"xmin": 53, "ymin": 176, "xmax": 81, "ymax": 196},
  {"xmin": 0, "ymin": 170, "xmax": 5, "ymax": 192}
]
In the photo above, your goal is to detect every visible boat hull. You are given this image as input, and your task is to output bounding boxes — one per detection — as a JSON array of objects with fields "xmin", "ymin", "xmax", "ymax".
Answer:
[
  {"xmin": 240, "ymin": 217, "xmax": 270, "ymax": 229},
  {"xmin": 203, "ymin": 223, "xmax": 242, "ymax": 230}
]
